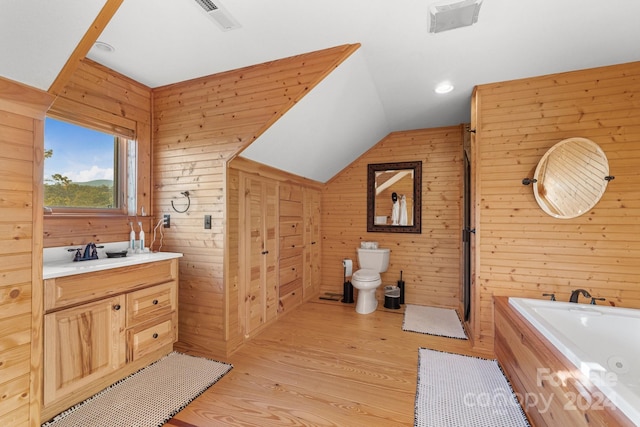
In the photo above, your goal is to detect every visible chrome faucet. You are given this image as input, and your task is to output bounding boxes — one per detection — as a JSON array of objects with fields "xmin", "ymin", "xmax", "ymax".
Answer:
[{"xmin": 569, "ymin": 288, "xmax": 591, "ymax": 303}]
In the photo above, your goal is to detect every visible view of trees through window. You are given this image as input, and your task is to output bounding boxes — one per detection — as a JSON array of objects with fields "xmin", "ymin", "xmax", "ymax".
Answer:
[{"xmin": 44, "ymin": 117, "xmax": 118, "ymax": 209}]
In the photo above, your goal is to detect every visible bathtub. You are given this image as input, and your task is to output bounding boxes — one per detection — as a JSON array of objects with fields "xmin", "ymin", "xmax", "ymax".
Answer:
[{"xmin": 509, "ymin": 297, "xmax": 640, "ymax": 425}]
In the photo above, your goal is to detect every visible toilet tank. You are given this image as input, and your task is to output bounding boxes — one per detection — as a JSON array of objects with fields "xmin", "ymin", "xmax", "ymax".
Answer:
[{"xmin": 357, "ymin": 248, "xmax": 390, "ymax": 273}]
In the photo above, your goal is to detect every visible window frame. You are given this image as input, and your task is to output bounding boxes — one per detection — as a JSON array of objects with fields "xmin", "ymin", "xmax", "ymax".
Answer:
[{"xmin": 43, "ymin": 112, "xmax": 137, "ymax": 217}]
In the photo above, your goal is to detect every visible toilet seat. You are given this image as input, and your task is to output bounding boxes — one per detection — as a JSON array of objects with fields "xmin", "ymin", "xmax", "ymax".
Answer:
[{"xmin": 353, "ymin": 269, "xmax": 380, "ymax": 282}]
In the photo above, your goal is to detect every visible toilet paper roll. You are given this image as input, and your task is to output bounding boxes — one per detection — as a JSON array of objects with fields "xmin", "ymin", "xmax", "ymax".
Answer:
[{"xmin": 343, "ymin": 259, "xmax": 353, "ymax": 277}]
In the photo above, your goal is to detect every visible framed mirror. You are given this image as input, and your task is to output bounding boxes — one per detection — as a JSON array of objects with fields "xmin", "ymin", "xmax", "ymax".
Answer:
[
  {"xmin": 367, "ymin": 161, "xmax": 422, "ymax": 233},
  {"xmin": 533, "ymin": 137, "xmax": 610, "ymax": 219}
]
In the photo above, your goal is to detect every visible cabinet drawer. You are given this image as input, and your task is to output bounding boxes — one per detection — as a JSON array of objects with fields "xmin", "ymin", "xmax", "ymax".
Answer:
[
  {"xmin": 45, "ymin": 259, "xmax": 178, "ymax": 311},
  {"xmin": 279, "ymin": 288, "xmax": 303, "ymax": 313},
  {"xmin": 127, "ymin": 315, "xmax": 175, "ymax": 362},
  {"xmin": 279, "ymin": 235, "xmax": 304, "ymax": 258},
  {"xmin": 280, "ymin": 277, "xmax": 302, "ymax": 297},
  {"xmin": 279, "ymin": 255, "xmax": 302, "ymax": 284},
  {"xmin": 280, "ymin": 199, "xmax": 303, "ymax": 218},
  {"xmin": 280, "ymin": 184, "xmax": 303, "ymax": 202},
  {"xmin": 280, "ymin": 220, "xmax": 303, "ymax": 237},
  {"xmin": 127, "ymin": 281, "xmax": 176, "ymax": 326}
]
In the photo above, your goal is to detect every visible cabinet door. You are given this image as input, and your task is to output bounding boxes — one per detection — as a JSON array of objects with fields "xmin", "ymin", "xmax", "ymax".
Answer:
[
  {"xmin": 303, "ymin": 188, "xmax": 321, "ymax": 299},
  {"xmin": 43, "ymin": 295, "xmax": 126, "ymax": 406},
  {"xmin": 241, "ymin": 175, "xmax": 278, "ymax": 336}
]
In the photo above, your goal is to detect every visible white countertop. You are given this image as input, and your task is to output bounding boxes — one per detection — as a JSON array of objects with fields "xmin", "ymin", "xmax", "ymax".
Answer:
[{"xmin": 43, "ymin": 242, "xmax": 182, "ymax": 279}]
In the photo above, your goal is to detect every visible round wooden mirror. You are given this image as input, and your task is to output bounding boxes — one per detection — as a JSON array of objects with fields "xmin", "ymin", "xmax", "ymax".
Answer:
[{"xmin": 533, "ymin": 137, "xmax": 609, "ymax": 219}]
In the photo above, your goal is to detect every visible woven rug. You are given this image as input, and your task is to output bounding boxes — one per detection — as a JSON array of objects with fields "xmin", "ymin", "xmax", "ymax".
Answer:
[
  {"xmin": 415, "ymin": 349, "xmax": 530, "ymax": 427},
  {"xmin": 402, "ymin": 304, "xmax": 467, "ymax": 339},
  {"xmin": 42, "ymin": 352, "xmax": 232, "ymax": 427}
]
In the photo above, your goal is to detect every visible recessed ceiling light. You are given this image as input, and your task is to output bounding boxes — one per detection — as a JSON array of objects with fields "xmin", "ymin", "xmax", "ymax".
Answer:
[
  {"xmin": 435, "ymin": 82, "xmax": 454, "ymax": 94},
  {"xmin": 93, "ymin": 41, "xmax": 115, "ymax": 53}
]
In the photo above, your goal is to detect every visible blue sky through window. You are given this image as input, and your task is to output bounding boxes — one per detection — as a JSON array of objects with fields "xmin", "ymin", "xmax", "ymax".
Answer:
[{"xmin": 44, "ymin": 117, "xmax": 115, "ymax": 183}]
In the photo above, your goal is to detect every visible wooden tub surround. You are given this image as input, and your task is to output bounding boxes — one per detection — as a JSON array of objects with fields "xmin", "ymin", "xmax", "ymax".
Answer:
[{"xmin": 494, "ymin": 297, "xmax": 633, "ymax": 427}]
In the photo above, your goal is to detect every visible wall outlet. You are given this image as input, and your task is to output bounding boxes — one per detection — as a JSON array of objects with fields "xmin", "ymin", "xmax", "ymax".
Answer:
[
  {"xmin": 204, "ymin": 214, "xmax": 212, "ymax": 229},
  {"xmin": 163, "ymin": 214, "xmax": 170, "ymax": 228}
]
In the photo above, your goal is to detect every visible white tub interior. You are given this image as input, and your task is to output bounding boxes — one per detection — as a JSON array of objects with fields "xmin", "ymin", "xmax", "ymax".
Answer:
[{"xmin": 509, "ymin": 297, "xmax": 640, "ymax": 425}]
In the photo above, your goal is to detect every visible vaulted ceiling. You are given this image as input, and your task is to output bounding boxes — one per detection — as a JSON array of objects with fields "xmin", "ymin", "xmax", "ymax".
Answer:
[{"xmin": 2, "ymin": 0, "xmax": 640, "ymax": 182}]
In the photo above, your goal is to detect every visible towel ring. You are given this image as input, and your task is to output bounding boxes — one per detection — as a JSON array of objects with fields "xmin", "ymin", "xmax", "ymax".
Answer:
[{"xmin": 171, "ymin": 191, "xmax": 191, "ymax": 213}]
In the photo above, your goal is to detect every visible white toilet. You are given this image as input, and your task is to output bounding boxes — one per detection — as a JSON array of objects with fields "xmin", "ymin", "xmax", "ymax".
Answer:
[{"xmin": 351, "ymin": 248, "xmax": 390, "ymax": 314}]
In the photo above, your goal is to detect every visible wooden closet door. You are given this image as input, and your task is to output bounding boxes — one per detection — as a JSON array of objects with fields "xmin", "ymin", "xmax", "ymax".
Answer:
[
  {"xmin": 303, "ymin": 188, "xmax": 321, "ymax": 300},
  {"xmin": 242, "ymin": 174, "xmax": 278, "ymax": 337}
]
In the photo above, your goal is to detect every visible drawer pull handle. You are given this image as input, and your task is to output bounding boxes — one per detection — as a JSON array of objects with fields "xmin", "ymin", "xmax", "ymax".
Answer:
[
  {"xmin": 113, "ymin": 304, "xmax": 121, "ymax": 311},
  {"xmin": 152, "ymin": 333, "xmax": 159, "ymax": 339},
  {"xmin": 261, "ymin": 250, "xmax": 269, "ymax": 255},
  {"xmin": 152, "ymin": 299, "xmax": 159, "ymax": 305}
]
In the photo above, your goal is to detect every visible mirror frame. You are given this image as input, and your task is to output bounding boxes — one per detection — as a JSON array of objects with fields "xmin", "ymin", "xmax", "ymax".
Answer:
[
  {"xmin": 367, "ymin": 161, "xmax": 422, "ymax": 233},
  {"xmin": 533, "ymin": 137, "xmax": 610, "ymax": 219}
]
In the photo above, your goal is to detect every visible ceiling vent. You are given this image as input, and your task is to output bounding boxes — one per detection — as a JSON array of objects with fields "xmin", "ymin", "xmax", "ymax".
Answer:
[
  {"xmin": 194, "ymin": 0, "xmax": 241, "ymax": 31},
  {"xmin": 428, "ymin": 0, "xmax": 483, "ymax": 33}
]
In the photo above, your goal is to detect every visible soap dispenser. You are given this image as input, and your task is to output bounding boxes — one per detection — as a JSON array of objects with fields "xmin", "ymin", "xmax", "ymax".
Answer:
[
  {"xmin": 138, "ymin": 222, "xmax": 145, "ymax": 252},
  {"xmin": 129, "ymin": 222, "xmax": 135, "ymax": 251}
]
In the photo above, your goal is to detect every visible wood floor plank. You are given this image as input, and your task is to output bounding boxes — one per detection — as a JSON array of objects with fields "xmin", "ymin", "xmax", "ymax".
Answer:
[{"xmin": 172, "ymin": 301, "xmax": 491, "ymax": 426}]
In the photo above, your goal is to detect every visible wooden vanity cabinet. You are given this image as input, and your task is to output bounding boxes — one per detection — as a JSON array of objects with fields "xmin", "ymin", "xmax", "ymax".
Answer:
[{"xmin": 41, "ymin": 259, "xmax": 178, "ymax": 422}]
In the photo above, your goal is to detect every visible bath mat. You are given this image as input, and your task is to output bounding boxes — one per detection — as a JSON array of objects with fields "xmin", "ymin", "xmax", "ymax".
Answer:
[
  {"xmin": 42, "ymin": 351, "xmax": 232, "ymax": 427},
  {"xmin": 403, "ymin": 304, "xmax": 467, "ymax": 339},
  {"xmin": 415, "ymin": 348, "xmax": 530, "ymax": 427}
]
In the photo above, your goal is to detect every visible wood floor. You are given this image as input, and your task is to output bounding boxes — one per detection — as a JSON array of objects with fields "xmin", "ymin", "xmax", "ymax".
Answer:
[{"xmin": 166, "ymin": 301, "xmax": 493, "ymax": 427}]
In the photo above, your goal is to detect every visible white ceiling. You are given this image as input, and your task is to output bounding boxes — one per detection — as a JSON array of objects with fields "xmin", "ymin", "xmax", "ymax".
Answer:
[{"xmin": 3, "ymin": 0, "xmax": 640, "ymax": 182}]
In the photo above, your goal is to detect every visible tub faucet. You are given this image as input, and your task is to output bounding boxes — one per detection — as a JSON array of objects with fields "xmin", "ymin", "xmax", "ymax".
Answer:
[{"xmin": 569, "ymin": 288, "xmax": 591, "ymax": 303}]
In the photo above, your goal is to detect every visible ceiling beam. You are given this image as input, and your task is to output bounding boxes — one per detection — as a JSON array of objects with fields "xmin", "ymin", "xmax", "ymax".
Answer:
[{"xmin": 47, "ymin": 0, "xmax": 123, "ymax": 96}]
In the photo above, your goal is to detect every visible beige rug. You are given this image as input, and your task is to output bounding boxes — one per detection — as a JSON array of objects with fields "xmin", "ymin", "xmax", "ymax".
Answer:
[
  {"xmin": 402, "ymin": 304, "xmax": 467, "ymax": 339},
  {"xmin": 42, "ymin": 352, "xmax": 232, "ymax": 427},
  {"xmin": 415, "ymin": 348, "xmax": 530, "ymax": 426}
]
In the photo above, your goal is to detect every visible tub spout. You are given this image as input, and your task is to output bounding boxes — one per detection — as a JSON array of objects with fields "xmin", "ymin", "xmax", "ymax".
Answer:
[{"xmin": 569, "ymin": 288, "xmax": 591, "ymax": 303}]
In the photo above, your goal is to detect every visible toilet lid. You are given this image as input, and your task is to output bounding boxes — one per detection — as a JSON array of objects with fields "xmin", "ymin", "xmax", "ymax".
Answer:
[{"xmin": 353, "ymin": 269, "xmax": 380, "ymax": 281}]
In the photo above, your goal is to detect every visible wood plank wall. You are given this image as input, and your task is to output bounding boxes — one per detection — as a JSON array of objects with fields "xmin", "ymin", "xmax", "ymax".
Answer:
[
  {"xmin": 44, "ymin": 59, "xmax": 153, "ymax": 248},
  {"xmin": 321, "ymin": 126, "xmax": 464, "ymax": 309},
  {"xmin": 0, "ymin": 77, "xmax": 54, "ymax": 427},
  {"xmin": 473, "ymin": 61, "xmax": 640, "ymax": 351},
  {"xmin": 152, "ymin": 45, "xmax": 359, "ymax": 359}
]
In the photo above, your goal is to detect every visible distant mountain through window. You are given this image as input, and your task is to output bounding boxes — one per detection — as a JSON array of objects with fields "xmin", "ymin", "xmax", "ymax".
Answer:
[
  {"xmin": 44, "ymin": 117, "xmax": 118, "ymax": 209},
  {"xmin": 77, "ymin": 180, "xmax": 114, "ymax": 187}
]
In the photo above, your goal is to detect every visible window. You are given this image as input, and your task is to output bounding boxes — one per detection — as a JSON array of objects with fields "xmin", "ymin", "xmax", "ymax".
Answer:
[{"xmin": 44, "ymin": 117, "xmax": 137, "ymax": 215}]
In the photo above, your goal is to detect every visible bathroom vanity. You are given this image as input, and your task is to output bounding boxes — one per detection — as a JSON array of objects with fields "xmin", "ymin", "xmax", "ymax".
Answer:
[{"xmin": 41, "ymin": 251, "xmax": 181, "ymax": 422}]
